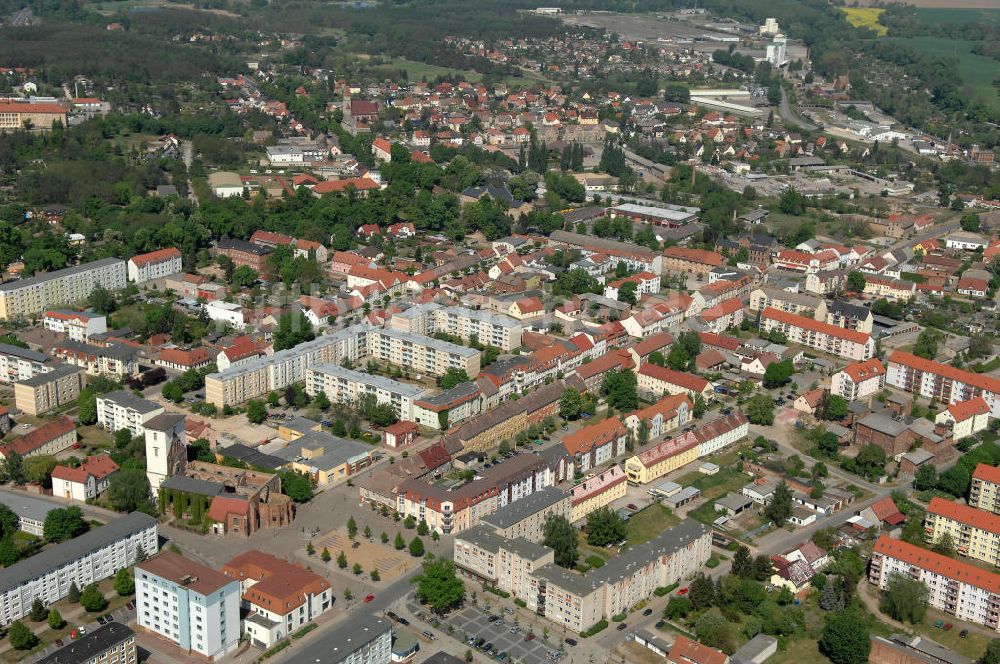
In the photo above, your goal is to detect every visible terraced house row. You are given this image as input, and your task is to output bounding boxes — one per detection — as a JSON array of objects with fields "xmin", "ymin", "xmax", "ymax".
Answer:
[{"xmin": 625, "ymin": 412, "xmax": 750, "ymax": 484}]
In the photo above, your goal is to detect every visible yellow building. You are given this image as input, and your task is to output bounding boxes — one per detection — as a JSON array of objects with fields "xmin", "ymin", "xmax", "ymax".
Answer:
[
  {"xmin": 13, "ymin": 365, "xmax": 86, "ymax": 416},
  {"xmin": 570, "ymin": 465, "xmax": 627, "ymax": 523},
  {"xmin": 274, "ymin": 431, "xmax": 375, "ymax": 486},
  {"xmin": 367, "ymin": 328, "xmax": 481, "ymax": 378},
  {"xmin": 924, "ymin": 497, "xmax": 1000, "ymax": 565},
  {"xmin": 625, "ymin": 436, "xmax": 699, "ymax": 485},
  {"xmin": 970, "ymin": 464, "xmax": 1000, "ymax": 515}
]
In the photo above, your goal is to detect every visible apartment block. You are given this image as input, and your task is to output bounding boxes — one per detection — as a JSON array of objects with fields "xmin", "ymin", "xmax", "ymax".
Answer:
[
  {"xmin": 529, "ymin": 519, "xmax": 710, "ymax": 632},
  {"xmin": 888, "ymin": 350, "xmax": 1000, "ymax": 418},
  {"xmin": 389, "ymin": 303, "xmax": 524, "ymax": 351},
  {"xmin": 571, "ymin": 465, "xmax": 627, "ymax": 523},
  {"xmin": 623, "ymin": 393, "xmax": 691, "ymax": 440},
  {"xmin": 831, "ymin": 358, "xmax": 886, "ymax": 402},
  {"xmin": 221, "ymin": 550, "xmax": 333, "ymax": 648},
  {"xmin": 759, "ymin": 307, "xmax": 875, "ymax": 361},
  {"xmin": 293, "ymin": 614, "xmax": 392, "ymax": 664},
  {"xmin": 0, "ymin": 258, "xmax": 127, "ymax": 320},
  {"xmin": 127, "ymin": 247, "xmax": 183, "ymax": 284},
  {"xmin": 561, "ymin": 418, "xmax": 627, "ymax": 474},
  {"xmin": 305, "ymin": 363, "xmax": 425, "ymax": 422},
  {"xmin": 204, "ymin": 324, "xmax": 371, "ymax": 408},
  {"xmin": 42, "ymin": 310, "xmax": 107, "ymax": 342},
  {"xmin": 970, "ymin": 464, "xmax": 1000, "ymax": 515},
  {"xmin": 0, "ymin": 344, "xmax": 55, "ymax": 383},
  {"xmin": 135, "ymin": 552, "xmax": 241, "ymax": 660},
  {"xmin": 53, "ymin": 340, "xmax": 141, "ymax": 378},
  {"xmin": 396, "ymin": 454, "xmax": 553, "ymax": 535},
  {"xmin": 625, "ymin": 412, "xmax": 749, "ymax": 484},
  {"xmin": 454, "ymin": 525, "xmax": 555, "ymax": 599},
  {"xmin": 480, "ymin": 486, "xmax": 571, "ymax": 543},
  {"xmin": 97, "ymin": 391, "xmax": 164, "ymax": 437},
  {"xmin": 636, "ymin": 364, "xmax": 714, "ymax": 402},
  {"xmin": 748, "ymin": 287, "xmax": 821, "ymax": 316},
  {"xmin": 37, "ymin": 622, "xmax": 137, "ymax": 664},
  {"xmin": 413, "ymin": 381, "xmax": 484, "ymax": 430},
  {"xmin": 925, "ymin": 497, "xmax": 1000, "ymax": 565},
  {"xmin": 366, "ymin": 328, "xmax": 481, "ymax": 378},
  {"xmin": 14, "ymin": 364, "xmax": 86, "ymax": 416},
  {"xmin": 0, "ymin": 512, "xmax": 157, "ymax": 625},
  {"xmin": 870, "ymin": 535, "xmax": 1000, "ymax": 632}
]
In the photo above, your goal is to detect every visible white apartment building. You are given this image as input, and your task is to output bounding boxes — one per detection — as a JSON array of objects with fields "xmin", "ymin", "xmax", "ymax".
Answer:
[
  {"xmin": 887, "ymin": 350, "xmax": 1000, "ymax": 418},
  {"xmin": 389, "ymin": 303, "xmax": 524, "ymax": 351},
  {"xmin": 0, "ymin": 344, "xmax": 55, "ymax": 383},
  {"xmin": 204, "ymin": 325, "xmax": 371, "ymax": 408},
  {"xmin": 870, "ymin": 535, "xmax": 1000, "ymax": 632},
  {"xmin": 42, "ymin": 310, "xmax": 107, "ymax": 342},
  {"xmin": 830, "ymin": 358, "xmax": 886, "ymax": 402},
  {"xmin": 0, "ymin": 257, "xmax": 127, "ymax": 320},
  {"xmin": 127, "ymin": 247, "xmax": 183, "ymax": 284},
  {"xmin": 759, "ymin": 307, "xmax": 875, "ymax": 361},
  {"xmin": 305, "ymin": 364, "xmax": 425, "ymax": 422},
  {"xmin": 96, "ymin": 391, "xmax": 164, "ymax": 437},
  {"xmin": 367, "ymin": 328, "xmax": 481, "ymax": 378},
  {"xmin": 136, "ymin": 552, "xmax": 241, "ymax": 660},
  {"xmin": 221, "ymin": 551, "xmax": 333, "ymax": 649},
  {"xmin": 203, "ymin": 301, "xmax": 246, "ymax": 330},
  {"xmin": 748, "ymin": 287, "xmax": 819, "ymax": 316},
  {"xmin": 0, "ymin": 512, "xmax": 157, "ymax": 625}
]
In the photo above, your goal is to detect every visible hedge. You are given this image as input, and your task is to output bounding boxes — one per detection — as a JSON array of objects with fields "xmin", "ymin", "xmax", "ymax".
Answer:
[
  {"xmin": 514, "ymin": 598, "xmax": 527, "ymax": 608},
  {"xmin": 654, "ymin": 582, "xmax": 679, "ymax": 597},
  {"xmin": 486, "ymin": 587, "xmax": 510, "ymax": 599},
  {"xmin": 580, "ymin": 619, "xmax": 609, "ymax": 638}
]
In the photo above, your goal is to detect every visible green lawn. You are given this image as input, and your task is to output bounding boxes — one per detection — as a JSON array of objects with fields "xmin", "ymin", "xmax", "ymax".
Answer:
[
  {"xmin": 626, "ymin": 503, "xmax": 681, "ymax": 545},
  {"xmin": 677, "ymin": 466, "xmax": 752, "ymax": 503},
  {"xmin": 887, "ymin": 36, "xmax": 1000, "ymax": 113},
  {"xmin": 373, "ymin": 56, "xmax": 484, "ymax": 82},
  {"xmin": 915, "ymin": 7, "xmax": 1000, "ymax": 26}
]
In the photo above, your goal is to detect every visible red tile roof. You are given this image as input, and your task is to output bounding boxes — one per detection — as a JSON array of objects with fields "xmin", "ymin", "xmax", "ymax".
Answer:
[
  {"xmin": 841, "ymin": 358, "xmax": 885, "ymax": 383},
  {"xmin": 973, "ymin": 463, "xmax": 1000, "ymax": 486},
  {"xmin": 868, "ymin": 496, "xmax": 905, "ymax": 526},
  {"xmin": 947, "ymin": 397, "xmax": 990, "ymax": 422},
  {"xmin": 222, "ymin": 550, "xmax": 331, "ymax": 613},
  {"xmin": 638, "ymin": 364, "xmax": 710, "ymax": 393},
  {"xmin": 312, "ymin": 178, "xmax": 380, "ymax": 194},
  {"xmin": 873, "ymin": 534, "xmax": 1000, "ymax": 595},
  {"xmin": 888, "ymin": 350, "xmax": 1000, "ymax": 395},
  {"xmin": 562, "ymin": 417, "xmax": 626, "ymax": 456},
  {"xmin": 630, "ymin": 331, "xmax": 674, "ymax": 358},
  {"xmin": 663, "ymin": 247, "xmax": 724, "ymax": 267},
  {"xmin": 698, "ymin": 332, "xmax": 741, "ymax": 352},
  {"xmin": 51, "ymin": 453, "xmax": 118, "ymax": 484},
  {"xmin": 668, "ymin": 635, "xmax": 729, "ymax": 664},
  {"xmin": 130, "ymin": 247, "xmax": 181, "ymax": 267},
  {"xmin": 928, "ymin": 496, "xmax": 1000, "ymax": 534},
  {"xmin": 207, "ymin": 496, "xmax": 250, "ymax": 522},
  {"xmin": 158, "ymin": 347, "xmax": 211, "ymax": 367},
  {"xmin": 0, "ymin": 417, "xmax": 75, "ymax": 457},
  {"xmin": 761, "ymin": 307, "xmax": 871, "ymax": 345}
]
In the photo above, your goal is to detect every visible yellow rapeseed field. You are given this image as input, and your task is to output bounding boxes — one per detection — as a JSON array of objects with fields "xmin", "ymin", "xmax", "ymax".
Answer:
[{"xmin": 841, "ymin": 7, "xmax": 889, "ymax": 36}]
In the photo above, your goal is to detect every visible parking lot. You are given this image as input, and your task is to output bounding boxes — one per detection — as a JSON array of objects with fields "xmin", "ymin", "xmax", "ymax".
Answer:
[{"xmin": 407, "ymin": 601, "xmax": 565, "ymax": 664}]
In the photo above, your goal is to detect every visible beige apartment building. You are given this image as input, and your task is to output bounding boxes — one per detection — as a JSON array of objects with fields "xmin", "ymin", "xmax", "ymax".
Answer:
[
  {"xmin": 924, "ymin": 497, "xmax": 1000, "ymax": 565},
  {"xmin": 971, "ymin": 463, "xmax": 1000, "ymax": 515},
  {"xmin": 205, "ymin": 325, "xmax": 371, "ymax": 408},
  {"xmin": 456, "ymin": 518, "xmax": 711, "ymax": 633},
  {"xmin": 389, "ymin": 303, "xmax": 523, "ymax": 351},
  {"xmin": 367, "ymin": 328, "xmax": 481, "ymax": 378},
  {"xmin": 759, "ymin": 307, "xmax": 875, "ymax": 361},
  {"xmin": 480, "ymin": 486, "xmax": 571, "ymax": 543},
  {"xmin": 748, "ymin": 287, "xmax": 820, "ymax": 316},
  {"xmin": 14, "ymin": 364, "xmax": 86, "ymax": 416},
  {"xmin": 0, "ymin": 258, "xmax": 127, "ymax": 320},
  {"xmin": 304, "ymin": 363, "xmax": 425, "ymax": 421}
]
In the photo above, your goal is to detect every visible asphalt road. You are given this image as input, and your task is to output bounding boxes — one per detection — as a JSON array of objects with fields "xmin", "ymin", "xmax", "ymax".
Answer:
[{"xmin": 779, "ymin": 88, "xmax": 819, "ymax": 132}]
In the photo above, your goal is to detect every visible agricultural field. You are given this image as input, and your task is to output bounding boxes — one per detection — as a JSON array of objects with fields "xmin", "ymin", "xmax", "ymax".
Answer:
[
  {"xmin": 841, "ymin": 7, "xmax": 888, "ymax": 36},
  {"xmin": 857, "ymin": 0, "xmax": 1000, "ymax": 6},
  {"xmin": 886, "ymin": 36, "xmax": 1000, "ymax": 113},
  {"xmin": 915, "ymin": 7, "xmax": 1000, "ymax": 23}
]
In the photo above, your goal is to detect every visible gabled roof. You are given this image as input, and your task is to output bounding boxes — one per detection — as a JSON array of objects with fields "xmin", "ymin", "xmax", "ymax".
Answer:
[
  {"xmin": 51, "ymin": 454, "xmax": 118, "ymax": 484},
  {"xmin": 888, "ymin": 350, "xmax": 1000, "ymax": 396},
  {"xmin": 874, "ymin": 534, "xmax": 1000, "ymax": 595},
  {"xmin": 562, "ymin": 418, "xmax": 626, "ymax": 457},
  {"xmin": 637, "ymin": 364, "xmax": 710, "ymax": 392},
  {"xmin": 928, "ymin": 496, "xmax": 1000, "ymax": 534},
  {"xmin": 946, "ymin": 397, "xmax": 990, "ymax": 422},
  {"xmin": 129, "ymin": 247, "xmax": 182, "ymax": 267},
  {"xmin": 840, "ymin": 358, "xmax": 885, "ymax": 383},
  {"xmin": 761, "ymin": 307, "xmax": 871, "ymax": 345}
]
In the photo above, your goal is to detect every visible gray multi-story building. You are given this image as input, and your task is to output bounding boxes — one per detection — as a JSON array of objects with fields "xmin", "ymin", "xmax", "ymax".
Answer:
[
  {"xmin": 288, "ymin": 613, "xmax": 392, "ymax": 664},
  {"xmin": 0, "ymin": 258, "xmax": 127, "ymax": 320},
  {"xmin": 0, "ymin": 512, "xmax": 157, "ymax": 625}
]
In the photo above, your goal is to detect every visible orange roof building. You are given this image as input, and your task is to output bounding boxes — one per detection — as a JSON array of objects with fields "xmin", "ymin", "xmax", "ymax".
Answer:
[
  {"xmin": 561, "ymin": 418, "xmax": 627, "ymax": 472},
  {"xmin": 668, "ymin": 635, "xmax": 729, "ymax": 664},
  {"xmin": 760, "ymin": 307, "xmax": 874, "ymax": 361},
  {"xmin": 637, "ymin": 363, "xmax": 712, "ymax": 399},
  {"xmin": 887, "ymin": 350, "xmax": 1000, "ymax": 418},
  {"xmin": 925, "ymin": 497, "xmax": 1000, "ymax": 565}
]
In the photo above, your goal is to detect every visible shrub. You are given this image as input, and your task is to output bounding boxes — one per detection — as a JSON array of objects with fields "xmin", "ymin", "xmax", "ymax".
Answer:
[
  {"xmin": 581, "ymin": 619, "xmax": 609, "ymax": 637},
  {"xmin": 586, "ymin": 555, "xmax": 606, "ymax": 569},
  {"xmin": 654, "ymin": 583, "xmax": 679, "ymax": 597},
  {"xmin": 612, "ymin": 612, "xmax": 627, "ymax": 622},
  {"xmin": 514, "ymin": 598, "xmax": 527, "ymax": 608}
]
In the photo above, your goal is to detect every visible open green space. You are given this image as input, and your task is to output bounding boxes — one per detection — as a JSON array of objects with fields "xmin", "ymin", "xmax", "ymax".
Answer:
[
  {"xmin": 626, "ymin": 503, "xmax": 681, "ymax": 545},
  {"xmin": 914, "ymin": 7, "xmax": 1000, "ymax": 25},
  {"xmin": 677, "ymin": 466, "xmax": 752, "ymax": 502},
  {"xmin": 886, "ymin": 37, "xmax": 1000, "ymax": 112}
]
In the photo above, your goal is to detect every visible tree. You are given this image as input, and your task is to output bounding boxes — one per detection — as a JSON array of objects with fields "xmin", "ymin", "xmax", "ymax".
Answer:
[
  {"xmin": 822, "ymin": 394, "xmax": 849, "ymax": 421},
  {"xmin": 273, "ymin": 312, "xmax": 316, "ymax": 351},
  {"xmin": 347, "ymin": 516, "xmax": 358, "ymax": 539},
  {"xmin": 847, "ymin": 271, "xmax": 866, "ymax": 292},
  {"xmin": 8, "ymin": 621, "xmax": 37, "ymax": 650},
  {"xmin": 746, "ymin": 394, "xmax": 775, "ymax": 425},
  {"xmin": 409, "ymin": 536, "xmax": 426, "ymax": 557},
  {"xmin": 363, "ymin": 524, "xmax": 372, "ymax": 539},
  {"xmin": 322, "ymin": 547, "xmax": 332, "ymax": 563},
  {"xmin": 648, "ymin": 351, "xmax": 665, "ymax": 367},
  {"xmin": 983, "ymin": 640, "xmax": 1000, "ymax": 664},
  {"xmin": 932, "ymin": 533, "xmax": 956, "ymax": 557},
  {"xmin": 1, "ymin": 450, "xmax": 25, "ymax": 485},
  {"xmin": 440, "ymin": 368, "xmax": 469, "ymax": 390},
  {"xmin": 763, "ymin": 359, "xmax": 794, "ymax": 388},
  {"xmin": 352, "ymin": 562, "xmax": 363, "ymax": 575},
  {"xmin": 108, "ymin": 468, "xmax": 152, "ymax": 513},
  {"xmin": 68, "ymin": 582, "xmax": 80, "ymax": 603},
  {"xmin": 394, "ymin": 532, "xmax": 406, "ymax": 550},
  {"xmin": 882, "ymin": 573, "xmax": 930, "ymax": 623},
  {"xmin": 246, "ymin": 399, "xmax": 267, "ymax": 424},
  {"xmin": 47, "ymin": 609, "xmax": 64, "ymax": 630},
  {"xmin": 765, "ymin": 481, "xmax": 793, "ymax": 525},
  {"xmin": 913, "ymin": 328, "xmax": 943, "ymax": 360},
  {"xmin": 732, "ymin": 545, "xmax": 752, "ymax": 578},
  {"xmin": 415, "ymin": 556, "xmax": 466, "ymax": 613},
  {"xmin": 336, "ymin": 550, "xmax": 346, "ymax": 567},
  {"xmin": 937, "ymin": 463, "xmax": 972, "ymax": 497},
  {"xmin": 559, "ymin": 387, "xmax": 582, "ymax": 420},
  {"xmin": 30, "ymin": 597, "xmax": 47, "ymax": 621},
  {"xmin": 690, "ymin": 574, "xmax": 715, "ymax": 610},
  {"xmin": 80, "ymin": 583, "xmax": 108, "ymax": 612},
  {"xmin": 306, "ymin": 542, "xmax": 315, "ymax": 556},
  {"xmin": 601, "ymin": 368, "xmax": 638, "ymax": 411},
  {"xmin": 752, "ymin": 555, "xmax": 773, "ymax": 581},
  {"xmin": 417, "ymin": 520, "xmax": 429, "ymax": 536},
  {"xmin": 667, "ymin": 332, "xmax": 701, "ymax": 371},
  {"xmin": 618, "ymin": 281, "xmax": 638, "ymax": 305},
  {"xmin": 960, "ymin": 213, "xmax": 981, "ymax": 232},
  {"xmin": 371, "ymin": 569, "xmax": 381, "ymax": 581},
  {"xmin": 820, "ymin": 608, "xmax": 870, "ymax": 664},
  {"xmin": 230, "ymin": 265, "xmax": 258, "ymax": 290},
  {"xmin": 114, "ymin": 567, "xmax": 135, "ymax": 596},
  {"xmin": 542, "ymin": 514, "xmax": 578, "ymax": 569},
  {"xmin": 313, "ymin": 391, "xmax": 331, "ymax": 411},
  {"xmin": 77, "ymin": 388, "xmax": 98, "ymax": 425},
  {"xmin": 24, "ymin": 455, "xmax": 57, "ymax": 486},
  {"xmin": 914, "ymin": 464, "xmax": 937, "ymax": 491},
  {"xmin": 43, "ymin": 506, "xmax": 89, "ymax": 543},
  {"xmin": 585, "ymin": 507, "xmax": 627, "ymax": 548},
  {"xmin": 820, "ymin": 582, "xmax": 845, "ymax": 611}
]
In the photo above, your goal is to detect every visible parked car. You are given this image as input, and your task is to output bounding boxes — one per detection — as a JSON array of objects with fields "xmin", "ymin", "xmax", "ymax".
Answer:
[
  {"xmin": 363, "ymin": 594, "xmax": 375, "ymax": 603},
  {"xmin": 421, "ymin": 630, "xmax": 436, "ymax": 641},
  {"xmin": 565, "ymin": 638, "xmax": 577, "ymax": 647},
  {"xmin": 386, "ymin": 611, "xmax": 400, "ymax": 622},
  {"xmin": 655, "ymin": 620, "xmax": 665, "ymax": 629},
  {"xmin": 960, "ymin": 630, "xmax": 969, "ymax": 638},
  {"xmin": 504, "ymin": 607, "xmax": 514, "ymax": 615},
  {"xmin": 525, "ymin": 633, "xmax": 535, "ymax": 641},
  {"xmin": 617, "ymin": 623, "xmax": 628, "ymax": 631},
  {"xmin": 643, "ymin": 608, "xmax": 653, "ymax": 616},
  {"xmin": 627, "ymin": 504, "xmax": 639, "ymax": 511},
  {"xmin": 678, "ymin": 587, "xmax": 689, "ymax": 595}
]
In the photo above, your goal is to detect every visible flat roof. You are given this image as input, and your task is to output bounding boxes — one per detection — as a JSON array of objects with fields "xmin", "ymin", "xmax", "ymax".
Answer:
[
  {"xmin": 36, "ymin": 622, "xmax": 135, "ymax": 664},
  {"xmin": 97, "ymin": 390, "xmax": 161, "ymax": 414},
  {"xmin": 0, "ymin": 258, "xmax": 124, "ymax": 293},
  {"xmin": 308, "ymin": 363, "xmax": 426, "ymax": 398},
  {"xmin": 480, "ymin": 486, "xmax": 568, "ymax": 530},
  {"xmin": 374, "ymin": 328, "xmax": 480, "ymax": 358},
  {"xmin": 0, "ymin": 489, "xmax": 59, "ymax": 523},
  {"xmin": 285, "ymin": 613, "xmax": 390, "ymax": 664},
  {"xmin": 0, "ymin": 512, "xmax": 155, "ymax": 594},
  {"xmin": 274, "ymin": 431, "xmax": 375, "ymax": 470},
  {"xmin": 613, "ymin": 203, "xmax": 696, "ymax": 222}
]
